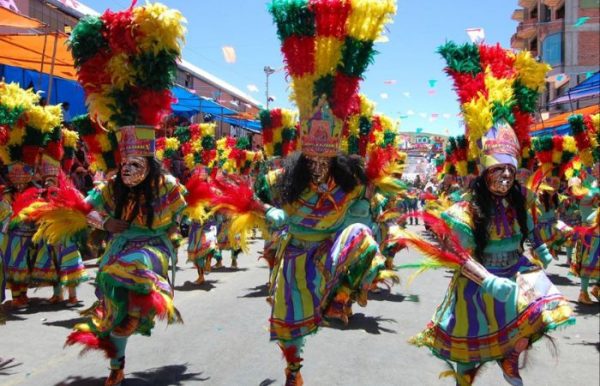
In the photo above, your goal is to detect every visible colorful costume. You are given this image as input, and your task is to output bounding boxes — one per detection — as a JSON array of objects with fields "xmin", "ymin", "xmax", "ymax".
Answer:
[
  {"xmin": 31, "ymin": 4, "xmax": 189, "ymax": 385},
  {"xmin": 0, "ymin": 82, "xmax": 63, "ymax": 308},
  {"xmin": 568, "ymin": 113, "xmax": 600, "ymax": 303},
  {"xmin": 260, "ymin": 2, "xmax": 399, "ymax": 384},
  {"xmin": 403, "ymin": 42, "xmax": 574, "ymax": 386},
  {"xmin": 31, "ymin": 132, "xmax": 88, "ymax": 304}
]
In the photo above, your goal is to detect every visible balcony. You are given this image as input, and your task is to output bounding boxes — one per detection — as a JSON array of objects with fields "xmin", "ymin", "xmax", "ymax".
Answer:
[
  {"xmin": 518, "ymin": 0, "xmax": 537, "ymax": 8},
  {"xmin": 543, "ymin": 0, "xmax": 563, "ymax": 8},
  {"xmin": 517, "ymin": 19, "xmax": 538, "ymax": 40},
  {"xmin": 511, "ymin": 34, "xmax": 527, "ymax": 50},
  {"xmin": 512, "ymin": 9, "xmax": 525, "ymax": 21}
]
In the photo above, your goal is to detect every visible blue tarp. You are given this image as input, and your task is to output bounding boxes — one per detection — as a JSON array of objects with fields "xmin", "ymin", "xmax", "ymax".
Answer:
[
  {"xmin": 171, "ymin": 85, "xmax": 237, "ymax": 117},
  {"xmin": 550, "ymin": 71, "xmax": 600, "ymax": 105},
  {"xmin": 1, "ymin": 64, "xmax": 87, "ymax": 117},
  {"xmin": 530, "ymin": 123, "xmax": 572, "ymax": 137},
  {"xmin": 221, "ymin": 116, "xmax": 262, "ymax": 133}
]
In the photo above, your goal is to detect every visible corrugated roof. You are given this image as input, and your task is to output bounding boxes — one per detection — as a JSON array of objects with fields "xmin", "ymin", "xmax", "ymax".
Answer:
[{"xmin": 178, "ymin": 58, "xmax": 262, "ymax": 108}]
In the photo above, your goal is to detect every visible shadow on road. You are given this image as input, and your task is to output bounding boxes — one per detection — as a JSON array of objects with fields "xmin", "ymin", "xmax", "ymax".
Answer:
[
  {"xmin": 175, "ymin": 280, "xmax": 218, "ymax": 292},
  {"xmin": 259, "ymin": 379, "xmax": 277, "ymax": 386},
  {"xmin": 571, "ymin": 302, "xmax": 600, "ymax": 316},
  {"xmin": 4, "ymin": 297, "xmax": 82, "ymax": 315},
  {"xmin": 325, "ymin": 313, "xmax": 397, "ymax": 334},
  {"xmin": 54, "ymin": 364, "xmax": 209, "ymax": 386},
  {"xmin": 209, "ymin": 266, "xmax": 249, "ymax": 273},
  {"xmin": 569, "ymin": 341, "xmax": 600, "ymax": 353},
  {"xmin": 44, "ymin": 316, "xmax": 89, "ymax": 329},
  {"xmin": 0, "ymin": 358, "xmax": 21, "ymax": 376},
  {"xmin": 240, "ymin": 283, "xmax": 270, "ymax": 298},
  {"xmin": 368, "ymin": 290, "xmax": 420, "ymax": 303},
  {"xmin": 547, "ymin": 273, "xmax": 575, "ymax": 286}
]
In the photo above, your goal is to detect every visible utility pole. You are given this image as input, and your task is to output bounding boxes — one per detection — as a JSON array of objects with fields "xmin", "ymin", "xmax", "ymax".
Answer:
[{"xmin": 264, "ymin": 65, "xmax": 276, "ymax": 109}]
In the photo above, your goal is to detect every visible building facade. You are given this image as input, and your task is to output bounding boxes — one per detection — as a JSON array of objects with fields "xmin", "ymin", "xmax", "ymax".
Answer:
[
  {"xmin": 511, "ymin": 0, "xmax": 599, "ymax": 115},
  {"xmin": 8, "ymin": 0, "xmax": 262, "ymax": 139}
]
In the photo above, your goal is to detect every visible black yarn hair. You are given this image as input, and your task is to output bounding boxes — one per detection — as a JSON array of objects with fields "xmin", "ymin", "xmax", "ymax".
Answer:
[
  {"xmin": 470, "ymin": 173, "xmax": 529, "ymax": 262},
  {"xmin": 277, "ymin": 152, "xmax": 367, "ymax": 205},
  {"xmin": 113, "ymin": 156, "xmax": 163, "ymax": 229}
]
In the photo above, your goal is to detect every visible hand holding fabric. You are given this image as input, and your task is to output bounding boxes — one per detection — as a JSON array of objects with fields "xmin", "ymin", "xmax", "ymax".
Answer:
[
  {"xmin": 481, "ymin": 275, "xmax": 518, "ymax": 302},
  {"xmin": 266, "ymin": 207, "xmax": 287, "ymax": 228},
  {"xmin": 534, "ymin": 244, "xmax": 553, "ymax": 269}
]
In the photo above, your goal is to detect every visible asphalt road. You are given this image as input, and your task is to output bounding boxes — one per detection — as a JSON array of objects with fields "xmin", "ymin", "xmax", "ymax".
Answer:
[{"xmin": 1, "ymin": 225, "xmax": 598, "ymax": 386}]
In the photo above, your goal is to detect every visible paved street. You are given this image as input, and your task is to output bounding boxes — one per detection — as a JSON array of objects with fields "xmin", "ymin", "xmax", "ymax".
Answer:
[{"xmin": 1, "ymin": 226, "xmax": 599, "ymax": 386}]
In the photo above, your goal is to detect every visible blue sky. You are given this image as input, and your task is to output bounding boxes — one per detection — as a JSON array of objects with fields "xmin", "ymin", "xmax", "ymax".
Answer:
[{"xmin": 82, "ymin": 1, "xmax": 519, "ymax": 135}]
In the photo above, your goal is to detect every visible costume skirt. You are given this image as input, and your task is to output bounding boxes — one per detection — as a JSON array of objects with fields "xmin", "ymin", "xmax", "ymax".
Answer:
[
  {"xmin": 410, "ymin": 255, "xmax": 574, "ymax": 364},
  {"xmin": 270, "ymin": 223, "xmax": 384, "ymax": 341},
  {"xmin": 66, "ymin": 234, "xmax": 181, "ymax": 357},
  {"xmin": 31, "ymin": 241, "xmax": 87, "ymax": 287},
  {"xmin": 570, "ymin": 232, "xmax": 600, "ymax": 280}
]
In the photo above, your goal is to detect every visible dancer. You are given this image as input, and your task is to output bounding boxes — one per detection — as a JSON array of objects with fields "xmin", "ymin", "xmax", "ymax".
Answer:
[
  {"xmin": 32, "ymin": 4, "xmax": 188, "ymax": 385},
  {"xmin": 569, "ymin": 114, "xmax": 600, "ymax": 304},
  {"xmin": 0, "ymin": 82, "xmax": 62, "ymax": 309},
  {"xmin": 404, "ymin": 42, "xmax": 574, "ymax": 386},
  {"xmin": 30, "ymin": 131, "xmax": 88, "ymax": 305},
  {"xmin": 260, "ymin": 2, "xmax": 398, "ymax": 384}
]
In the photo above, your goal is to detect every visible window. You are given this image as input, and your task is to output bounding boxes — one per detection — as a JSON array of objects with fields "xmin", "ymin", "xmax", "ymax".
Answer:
[
  {"xmin": 542, "ymin": 32, "xmax": 563, "ymax": 66},
  {"xmin": 529, "ymin": 37, "xmax": 538, "ymax": 52},
  {"xmin": 541, "ymin": 4, "xmax": 551, "ymax": 22},
  {"xmin": 530, "ymin": 5, "xmax": 538, "ymax": 21},
  {"xmin": 556, "ymin": 4, "xmax": 565, "ymax": 19}
]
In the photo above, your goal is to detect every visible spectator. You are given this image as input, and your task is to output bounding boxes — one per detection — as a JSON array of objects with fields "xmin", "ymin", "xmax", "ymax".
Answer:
[{"xmin": 61, "ymin": 102, "xmax": 72, "ymax": 124}]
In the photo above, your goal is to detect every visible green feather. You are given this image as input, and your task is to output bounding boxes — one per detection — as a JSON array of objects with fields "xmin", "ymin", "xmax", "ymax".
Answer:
[
  {"xmin": 71, "ymin": 114, "xmax": 95, "ymax": 136},
  {"xmin": 339, "ymin": 37, "xmax": 376, "ymax": 78},
  {"xmin": 268, "ymin": 0, "xmax": 314, "ymax": 41},
  {"xmin": 259, "ymin": 109, "xmax": 272, "ymax": 128},
  {"xmin": 174, "ymin": 126, "xmax": 190, "ymax": 143},
  {"xmin": 68, "ymin": 16, "xmax": 108, "ymax": 67}
]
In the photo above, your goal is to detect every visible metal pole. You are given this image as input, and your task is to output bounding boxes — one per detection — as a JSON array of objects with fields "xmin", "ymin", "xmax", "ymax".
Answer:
[
  {"xmin": 47, "ymin": 32, "xmax": 58, "ymax": 103},
  {"xmin": 38, "ymin": 27, "xmax": 49, "ymax": 91},
  {"xmin": 266, "ymin": 72, "xmax": 270, "ymax": 109}
]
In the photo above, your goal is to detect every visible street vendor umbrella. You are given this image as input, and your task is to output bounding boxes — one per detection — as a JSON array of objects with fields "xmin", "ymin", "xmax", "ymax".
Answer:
[
  {"xmin": 0, "ymin": 32, "xmax": 76, "ymax": 80},
  {"xmin": 0, "ymin": 6, "xmax": 44, "ymax": 29}
]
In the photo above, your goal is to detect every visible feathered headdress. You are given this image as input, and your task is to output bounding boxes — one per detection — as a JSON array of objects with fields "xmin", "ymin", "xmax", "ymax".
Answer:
[
  {"xmin": 68, "ymin": 1, "xmax": 186, "ymax": 158},
  {"xmin": 259, "ymin": 108, "xmax": 299, "ymax": 158},
  {"xmin": 155, "ymin": 136, "xmax": 181, "ymax": 170},
  {"xmin": 438, "ymin": 42, "xmax": 550, "ymax": 169},
  {"xmin": 570, "ymin": 113, "xmax": 600, "ymax": 168},
  {"xmin": 216, "ymin": 136, "xmax": 263, "ymax": 176},
  {"xmin": 174, "ymin": 123, "xmax": 218, "ymax": 171},
  {"xmin": 268, "ymin": 0, "xmax": 396, "ymax": 157},
  {"xmin": 0, "ymin": 81, "xmax": 62, "ymax": 183},
  {"xmin": 71, "ymin": 114, "xmax": 119, "ymax": 172},
  {"xmin": 531, "ymin": 134, "xmax": 577, "ymax": 177},
  {"xmin": 39, "ymin": 126, "xmax": 79, "ymax": 177}
]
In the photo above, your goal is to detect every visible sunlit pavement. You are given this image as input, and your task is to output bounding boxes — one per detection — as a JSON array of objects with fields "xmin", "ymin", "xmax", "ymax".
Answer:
[{"xmin": 1, "ymin": 226, "xmax": 598, "ymax": 386}]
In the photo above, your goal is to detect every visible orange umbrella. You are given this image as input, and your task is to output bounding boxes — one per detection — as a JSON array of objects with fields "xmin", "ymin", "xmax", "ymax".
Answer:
[
  {"xmin": 530, "ymin": 105, "xmax": 600, "ymax": 132},
  {"xmin": 0, "ymin": 6, "xmax": 44, "ymax": 29},
  {"xmin": 0, "ymin": 32, "xmax": 76, "ymax": 80}
]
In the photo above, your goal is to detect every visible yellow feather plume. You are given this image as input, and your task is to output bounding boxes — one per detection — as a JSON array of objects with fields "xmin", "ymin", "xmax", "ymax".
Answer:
[
  {"xmin": 25, "ymin": 105, "xmax": 62, "ymax": 133},
  {"xmin": 62, "ymin": 128, "xmax": 79, "ymax": 148},
  {"xmin": 347, "ymin": 0, "xmax": 397, "ymax": 41},
  {"xmin": 484, "ymin": 70, "xmax": 514, "ymax": 105},
  {"xmin": 290, "ymin": 75, "xmax": 315, "ymax": 121},
  {"xmin": 133, "ymin": 2, "xmax": 187, "ymax": 56},
  {"xmin": 514, "ymin": 51, "xmax": 551, "ymax": 91},
  {"xmin": 107, "ymin": 53, "xmax": 137, "ymax": 90},
  {"xmin": 314, "ymin": 36, "xmax": 343, "ymax": 77},
  {"xmin": 33, "ymin": 208, "xmax": 88, "ymax": 244},
  {"xmin": 228, "ymin": 212, "xmax": 268, "ymax": 253}
]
